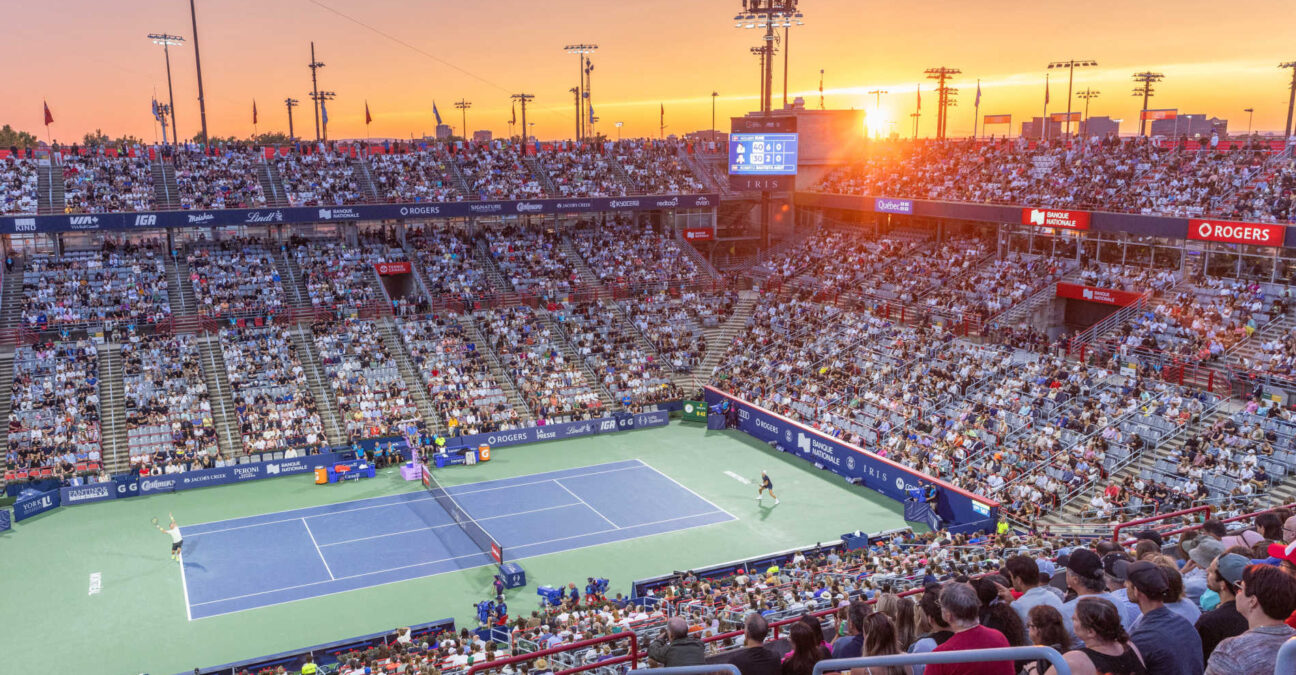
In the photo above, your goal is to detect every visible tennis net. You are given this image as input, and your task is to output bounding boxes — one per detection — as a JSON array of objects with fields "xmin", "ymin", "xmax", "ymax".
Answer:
[{"xmin": 421, "ymin": 463, "xmax": 503, "ymax": 564}]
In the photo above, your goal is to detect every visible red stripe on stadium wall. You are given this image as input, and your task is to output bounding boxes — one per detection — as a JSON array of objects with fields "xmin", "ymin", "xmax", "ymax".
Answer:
[
  {"xmin": 1020, "ymin": 208, "xmax": 1090, "ymax": 231},
  {"xmin": 703, "ymin": 385, "xmax": 1000, "ymax": 508},
  {"xmin": 1187, "ymin": 219, "xmax": 1285, "ymax": 247},
  {"xmin": 1055, "ymin": 283, "xmax": 1145, "ymax": 307}
]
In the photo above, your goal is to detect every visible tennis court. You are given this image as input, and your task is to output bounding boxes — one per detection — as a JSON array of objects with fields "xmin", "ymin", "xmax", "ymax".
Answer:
[{"xmin": 179, "ymin": 459, "xmax": 735, "ymax": 619}]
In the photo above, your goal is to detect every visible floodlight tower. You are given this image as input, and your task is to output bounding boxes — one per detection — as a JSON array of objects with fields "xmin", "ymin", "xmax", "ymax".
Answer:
[
  {"xmin": 1132, "ymin": 72, "xmax": 1164, "ymax": 136},
  {"xmin": 1076, "ymin": 89, "xmax": 1100, "ymax": 136},
  {"xmin": 925, "ymin": 67, "xmax": 961, "ymax": 139},
  {"xmin": 309, "ymin": 43, "xmax": 327, "ymax": 141},
  {"xmin": 147, "ymin": 33, "xmax": 184, "ymax": 147},
  {"xmin": 1047, "ymin": 59, "xmax": 1097, "ymax": 137},
  {"xmin": 564, "ymin": 44, "xmax": 597, "ymax": 140}
]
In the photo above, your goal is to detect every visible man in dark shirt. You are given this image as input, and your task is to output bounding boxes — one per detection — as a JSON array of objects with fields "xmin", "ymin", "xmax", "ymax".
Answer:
[
  {"xmin": 724, "ymin": 613, "xmax": 781, "ymax": 675},
  {"xmin": 1194, "ymin": 553, "xmax": 1249, "ymax": 661},
  {"xmin": 830, "ymin": 600, "xmax": 871, "ymax": 658},
  {"xmin": 1124, "ymin": 561, "xmax": 1204, "ymax": 675}
]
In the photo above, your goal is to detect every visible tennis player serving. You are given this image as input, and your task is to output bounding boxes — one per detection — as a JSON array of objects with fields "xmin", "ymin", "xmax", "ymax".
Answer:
[
  {"xmin": 756, "ymin": 470, "xmax": 779, "ymax": 505},
  {"xmin": 156, "ymin": 512, "xmax": 182, "ymax": 561}
]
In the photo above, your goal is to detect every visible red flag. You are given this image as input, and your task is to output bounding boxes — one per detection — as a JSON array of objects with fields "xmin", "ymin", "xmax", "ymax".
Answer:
[
  {"xmin": 252, "ymin": 100, "xmax": 258, "ymax": 125},
  {"xmin": 43, "ymin": 100, "xmax": 53, "ymax": 126},
  {"xmin": 365, "ymin": 101, "xmax": 372, "ymax": 125}
]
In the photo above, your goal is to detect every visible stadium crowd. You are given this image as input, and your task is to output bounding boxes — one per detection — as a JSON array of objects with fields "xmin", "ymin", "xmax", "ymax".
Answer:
[
  {"xmin": 173, "ymin": 148, "xmax": 267, "ymax": 210},
  {"xmin": 0, "ymin": 157, "xmax": 38, "ymax": 215},
  {"xmin": 20, "ymin": 244, "xmax": 171, "ymax": 329}
]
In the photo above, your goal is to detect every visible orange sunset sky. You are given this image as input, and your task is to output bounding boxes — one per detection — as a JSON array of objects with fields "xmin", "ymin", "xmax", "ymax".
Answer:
[{"xmin": 2, "ymin": 0, "xmax": 1294, "ymax": 143}]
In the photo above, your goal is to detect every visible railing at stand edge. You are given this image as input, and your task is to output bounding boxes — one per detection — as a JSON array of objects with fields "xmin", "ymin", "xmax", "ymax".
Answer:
[
  {"xmin": 814, "ymin": 648, "xmax": 1070, "ymax": 675},
  {"xmin": 1112, "ymin": 505, "xmax": 1212, "ymax": 544},
  {"xmin": 465, "ymin": 632, "xmax": 638, "ymax": 675},
  {"xmin": 652, "ymin": 666, "xmax": 740, "ymax": 675}
]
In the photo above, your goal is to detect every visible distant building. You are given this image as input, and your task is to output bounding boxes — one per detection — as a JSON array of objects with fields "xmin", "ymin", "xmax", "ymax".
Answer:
[
  {"xmin": 472, "ymin": 130, "xmax": 492, "ymax": 143},
  {"xmin": 435, "ymin": 124, "xmax": 453, "ymax": 140},
  {"xmin": 1079, "ymin": 116, "xmax": 1120, "ymax": 138},
  {"xmin": 1020, "ymin": 117, "xmax": 1062, "ymax": 140},
  {"xmin": 1149, "ymin": 114, "xmax": 1227, "ymax": 138}
]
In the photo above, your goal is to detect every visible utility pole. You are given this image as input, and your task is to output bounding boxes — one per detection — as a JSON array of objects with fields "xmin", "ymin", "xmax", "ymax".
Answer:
[
  {"xmin": 512, "ymin": 93, "xmax": 534, "ymax": 144},
  {"xmin": 570, "ymin": 88, "xmax": 581, "ymax": 140},
  {"xmin": 1244, "ymin": 107, "xmax": 1255, "ymax": 137},
  {"xmin": 1281, "ymin": 62, "xmax": 1296, "ymax": 139},
  {"xmin": 1047, "ymin": 59, "xmax": 1097, "ymax": 137},
  {"xmin": 911, "ymin": 112, "xmax": 920, "ymax": 139},
  {"xmin": 187, "ymin": 0, "xmax": 209, "ymax": 145},
  {"xmin": 147, "ymin": 34, "xmax": 184, "ymax": 148},
  {"xmin": 285, "ymin": 98, "xmax": 299, "ymax": 141},
  {"xmin": 564, "ymin": 44, "xmax": 597, "ymax": 140},
  {"xmin": 819, "ymin": 69, "xmax": 824, "ymax": 109},
  {"xmin": 309, "ymin": 43, "xmax": 326, "ymax": 142},
  {"xmin": 1076, "ymin": 89, "xmax": 1100, "ymax": 137},
  {"xmin": 1131, "ymin": 71, "xmax": 1164, "ymax": 137},
  {"xmin": 455, "ymin": 99, "xmax": 472, "ymax": 141},
  {"xmin": 925, "ymin": 67, "xmax": 960, "ymax": 140},
  {"xmin": 751, "ymin": 47, "xmax": 766, "ymax": 111},
  {"xmin": 313, "ymin": 91, "xmax": 335, "ymax": 141},
  {"xmin": 711, "ymin": 91, "xmax": 719, "ymax": 143}
]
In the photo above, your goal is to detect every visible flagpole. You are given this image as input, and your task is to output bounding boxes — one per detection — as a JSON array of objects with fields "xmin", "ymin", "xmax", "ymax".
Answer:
[
  {"xmin": 973, "ymin": 79, "xmax": 981, "ymax": 140},
  {"xmin": 1042, "ymin": 73, "xmax": 1049, "ymax": 141}
]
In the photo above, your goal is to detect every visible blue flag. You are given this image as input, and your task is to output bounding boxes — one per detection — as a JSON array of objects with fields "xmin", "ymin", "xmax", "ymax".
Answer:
[
  {"xmin": 321, "ymin": 99, "xmax": 329, "ymax": 128},
  {"xmin": 433, "ymin": 101, "xmax": 442, "ymax": 125},
  {"xmin": 589, "ymin": 105, "xmax": 595, "ymax": 124},
  {"xmin": 152, "ymin": 99, "xmax": 161, "ymax": 122},
  {"xmin": 975, "ymin": 79, "xmax": 981, "ymax": 107}
]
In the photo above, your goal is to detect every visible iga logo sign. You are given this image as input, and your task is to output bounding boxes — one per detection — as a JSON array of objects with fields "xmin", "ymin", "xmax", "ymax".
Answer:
[
  {"xmin": 1021, "ymin": 208, "xmax": 1090, "ymax": 230},
  {"xmin": 133, "ymin": 215, "xmax": 157, "ymax": 227},
  {"xmin": 1188, "ymin": 219, "xmax": 1283, "ymax": 247}
]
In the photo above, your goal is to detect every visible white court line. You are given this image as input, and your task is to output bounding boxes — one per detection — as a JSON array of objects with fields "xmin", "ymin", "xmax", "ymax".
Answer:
[
  {"xmin": 179, "ymin": 551, "xmax": 193, "ymax": 622},
  {"xmin": 318, "ymin": 501, "xmax": 583, "ymax": 547},
  {"xmin": 301, "ymin": 519, "xmax": 335, "ymax": 580},
  {"xmin": 189, "ymin": 510, "xmax": 736, "ymax": 619},
  {"xmin": 186, "ymin": 463, "xmax": 649, "ymax": 537},
  {"xmin": 553, "ymin": 479, "xmax": 619, "ymax": 528},
  {"xmin": 639, "ymin": 461, "xmax": 739, "ymax": 520}
]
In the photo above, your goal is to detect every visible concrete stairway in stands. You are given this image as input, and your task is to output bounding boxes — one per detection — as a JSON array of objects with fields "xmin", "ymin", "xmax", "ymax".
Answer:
[
  {"xmin": 166, "ymin": 254, "xmax": 197, "ymax": 317},
  {"xmin": 608, "ymin": 159, "xmax": 638, "ymax": 193},
  {"xmin": 523, "ymin": 156, "xmax": 559, "ymax": 197},
  {"xmin": 0, "ymin": 256, "xmax": 26, "ymax": 331},
  {"xmin": 259, "ymin": 160, "xmax": 290, "ymax": 208},
  {"xmin": 1230, "ymin": 313, "xmax": 1296, "ymax": 370},
  {"xmin": 448, "ymin": 163, "xmax": 473, "ymax": 198},
  {"xmin": 275, "ymin": 250, "xmax": 313, "ymax": 309},
  {"xmin": 290, "ymin": 326, "xmax": 346, "ymax": 446},
  {"xmin": 196, "ymin": 334, "xmax": 241, "ymax": 457},
  {"xmin": 691, "ymin": 290, "xmax": 758, "ymax": 390},
  {"xmin": 152, "ymin": 157, "xmax": 181, "ymax": 211},
  {"xmin": 455, "ymin": 313, "xmax": 534, "ymax": 424},
  {"xmin": 38, "ymin": 164, "xmax": 64, "ymax": 215},
  {"xmin": 374, "ymin": 316, "xmax": 443, "ymax": 432},
  {"xmin": 0, "ymin": 352, "xmax": 16, "ymax": 480},
  {"xmin": 560, "ymin": 236, "xmax": 604, "ymax": 289},
  {"xmin": 536, "ymin": 309, "xmax": 619, "ymax": 410},
  {"xmin": 354, "ymin": 159, "xmax": 382, "ymax": 203},
  {"xmin": 476, "ymin": 240, "xmax": 515, "ymax": 293},
  {"xmin": 98, "ymin": 343, "xmax": 130, "ymax": 474}
]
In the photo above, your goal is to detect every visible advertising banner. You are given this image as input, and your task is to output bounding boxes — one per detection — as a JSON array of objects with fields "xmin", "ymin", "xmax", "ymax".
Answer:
[
  {"xmin": 1140, "ymin": 109, "xmax": 1178, "ymax": 121},
  {"xmin": 1055, "ymin": 283, "xmax": 1146, "ymax": 307},
  {"xmin": 682, "ymin": 228, "xmax": 714, "ymax": 241},
  {"xmin": 874, "ymin": 198, "xmax": 914, "ymax": 215},
  {"xmin": 139, "ymin": 452, "xmax": 344, "ymax": 495},
  {"xmin": 0, "ymin": 509, "xmax": 9, "ymax": 532},
  {"xmin": 1187, "ymin": 219, "xmax": 1285, "ymax": 247},
  {"xmin": 14, "ymin": 488, "xmax": 60, "ymax": 521},
  {"xmin": 374, "ymin": 261, "xmax": 412, "ymax": 275},
  {"xmin": 60, "ymin": 482, "xmax": 117, "ymax": 506},
  {"xmin": 1049, "ymin": 112, "xmax": 1082, "ymax": 123},
  {"xmin": 703, "ymin": 386, "xmax": 997, "ymax": 533},
  {"xmin": 682, "ymin": 400, "xmax": 708, "ymax": 422},
  {"xmin": 444, "ymin": 412, "xmax": 669, "ymax": 452},
  {"xmin": 1021, "ymin": 207, "xmax": 1091, "ymax": 231},
  {"xmin": 0, "ymin": 194, "xmax": 719, "ymax": 236},
  {"xmin": 982, "ymin": 114, "xmax": 1012, "ymax": 125}
]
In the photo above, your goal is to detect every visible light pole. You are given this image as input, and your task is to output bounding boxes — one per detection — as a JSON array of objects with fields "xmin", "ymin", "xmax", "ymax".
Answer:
[
  {"xmin": 925, "ymin": 67, "xmax": 960, "ymax": 140},
  {"xmin": 285, "ymin": 98, "xmax": 300, "ymax": 141},
  {"xmin": 312, "ymin": 91, "xmax": 335, "ymax": 141},
  {"xmin": 751, "ymin": 47, "xmax": 766, "ymax": 108},
  {"xmin": 1281, "ymin": 62, "xmax": 1296, "ymax": 139},
  {"xmin": 308, "ymin": 42, "xmax": 326, "ymax": 141},
  {"xmin": 147, "ymin": 33, "xmax": 184, "ymax": 147},
  {"xmin": 1132, "ymin": 71, "xmax": 1164, "ymax": 137},
  {"xmin": 733, "ymin": 0, "xmax": 802, "ymax": 114},
  {"xmin": 867, "ymin": 89, "xmax": 887, "ymax": 138},
  {"xmin": 187, "ymin": 0, "xmax": 209, "ymax": 146},
  {"xmin": 570, "ymin": 87, "xmax": 580, "ymax": 140},
  {"xmin": 779, "ymin": 13, "xmax": 804, "ymax": 108},
  {"xmin": 711, "ymin": 91, "xmax": 719, "ymax": 143},
  {"xmin": 455, "ymin": 100, "xmax": 472, "ymax": 141},
  {"xmin": 1047, "ymin": 59, "xmax": 1097, "ymax": 138},
  {"xmin": 1076, "ymin": 89, "xmax": 1099, "ymax": 136},
  {"xmin": 512, "ymin": 93, "xmax": 535, "ymax": 144},
  {"xmin": 615, "ymin": 121, "xmax": 623, "ymax": 141},
  {"xmin": 564, "ymin": 44, "xmax": 597, "ymax": 140},
  {"xmin": 1244, "ymin": 107, "xmax": 1255, "ymax": 137}
]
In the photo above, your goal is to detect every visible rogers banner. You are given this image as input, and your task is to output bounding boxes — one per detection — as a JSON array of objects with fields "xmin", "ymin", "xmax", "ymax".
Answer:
[
  {"xmin": 1056, "ymin": 282, "xmax": 1144, "ymax": 307},
  {"xmin": 374, "ymin": 261, "xmax": 412, "ymax": 275},
  {"xmin": 1021, "ymin": 207, "xmax": 1091, "ymax": 231},
  {"xmin": 1187, "ymin": 219, "xmax": 1285, "ymax": 247},
  {"xmin": 682, "ymin": 227, "xmax": 714, "ymax": 241}
]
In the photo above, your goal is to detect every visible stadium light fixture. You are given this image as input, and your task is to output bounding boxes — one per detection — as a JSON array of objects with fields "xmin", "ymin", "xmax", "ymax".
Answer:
[
  {"xmin": 1280, "ymin": 62, "xmax": 1296, "ymax": 139},
  {"xmin": 1047, "ymin": 59, "xmax": 1097, "ymax": 137},
  {"xmin": 1131, "ymin": 71, "xmax": 1164, "ymax": 136},
  {"xmin": 564, "ymin": 44, "xmax": 598, "ymax": 141},
  {"xmin": 734, "ymin": 0, "xmax": 801, "ymax": 114},
  {"xmin": 147, "ymin": 33, "xmax": 184, "ymax": 147}
]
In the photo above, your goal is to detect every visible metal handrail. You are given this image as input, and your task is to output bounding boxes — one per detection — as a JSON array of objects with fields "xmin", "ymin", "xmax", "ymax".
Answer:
[
  {"xmin": 465, "ymin": 632, "xmax": 638, "ymax": 675},
  {"xmin": 813, "ymin": 647, "xmax": 1070, "ymax": 675},
  {"xmin": 651, "ymin": 667, "xmax": 739, "ymax": 675}
]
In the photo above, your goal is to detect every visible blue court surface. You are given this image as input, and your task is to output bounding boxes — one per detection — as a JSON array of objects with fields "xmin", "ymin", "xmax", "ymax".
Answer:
[{"xmin": 179, "ymin": 459, "xmax": 735, "ymax": 619}]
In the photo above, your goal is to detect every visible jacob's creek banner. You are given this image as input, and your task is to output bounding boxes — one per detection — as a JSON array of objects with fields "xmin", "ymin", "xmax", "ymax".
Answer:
[
  {"xmin": 1188, "ymin": 219, "xmax": 1285, "ymax": 247},
  {"xmin": 1021, "ymin": 207, "xmax": 1091, "ymax": 231},
  {"xmin": 1055, "ymin": 282, "xmax": 1146, "ymax": 307},
  {"xmin": 704, "ymin": 386, "xmax": 997, "ymax": 533},
  {"xmin": 445, "ymin": 412, "xmax": 669, "ymax": 452},
  {"xmin": 137, "ymin": 451, "xmax": 349, "ymax": 495},
  {"xmin": 0, "ymin": 194, "xmax": 718, "ymax": 235}
]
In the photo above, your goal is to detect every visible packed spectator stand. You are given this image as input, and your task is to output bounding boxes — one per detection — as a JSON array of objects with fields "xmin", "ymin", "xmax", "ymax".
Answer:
[{"xmin": 0, "ymin": 157, "xmax": 38, "ymax": 215}]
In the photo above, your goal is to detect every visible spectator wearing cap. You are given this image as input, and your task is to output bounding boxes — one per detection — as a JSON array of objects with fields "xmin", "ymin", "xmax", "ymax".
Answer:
[
  {"xmin": 1103, "ymin": 552, "xmax": 1143, "ymax": 631},
  {"xmin": 926, "ymin": 582, "xmax": 1014, "ymax": 675},
  {"xmin": 1194, "ymin": 554, "xmax": 1249, "ymax": 661},
  {"xmin": 1060, "ymin": 549, "xmax": 1109, "ymax": 648},
  {"xmin": 1180, "ymin": 537, "xmax": 1223, "ymax": 607},
  {"xmin": 1153, "ymin": 560, "xmax": 1201, "ymax": 626},
  {"xmin": 1125, "ymin": 561, "xmax": 1204, "ymax": 675},
  {"xmin": 1204, "ymin": 564, "xmax": 1296, "ymax": 675},
  {"xmin": 1003, "ymin": 555, "xmax": 1072, "ymax": 638}
]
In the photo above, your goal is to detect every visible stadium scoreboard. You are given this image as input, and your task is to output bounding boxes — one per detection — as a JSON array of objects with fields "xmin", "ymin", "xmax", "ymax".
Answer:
[{"xmin": 728, "ymin": 116, "xmax": 798, "ymax": 192}]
